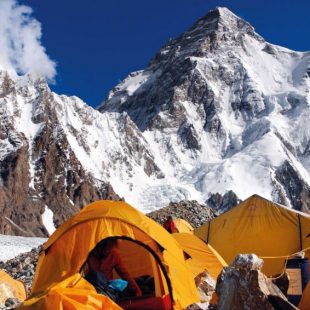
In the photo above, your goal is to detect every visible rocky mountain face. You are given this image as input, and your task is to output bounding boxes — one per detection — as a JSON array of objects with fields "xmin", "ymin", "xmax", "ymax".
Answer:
[
  {"xmin": 1, "ymin": 7, "xmax": 310, "ymax": 237},
  {"xmin": 205, "ymin": 191, "xmax": 241, "ymax": 215},
  {"xmin": 215, "ymin": 254, "xmax": 297, "ymax": 310},
  {"xmin": 0, "ymin": 73, "xmax": 120, "ymax": 237}
]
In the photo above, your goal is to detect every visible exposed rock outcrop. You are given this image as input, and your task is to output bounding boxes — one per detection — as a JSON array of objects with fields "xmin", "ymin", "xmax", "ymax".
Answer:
[
  {"xmin": 147, "ymin": 200, "xmax": 215, "ymax": 228},
  {"xmin": 186, "ymin": 270, "xmax": 216, "ymax": 310},
  {"xmin": 216, "ymin": 254, "xmax": 298, "ymax": 310},
  {"xmin": 275, "ymin": 160, "xmax": 310, "ymax": 213},
  {"xmin": 205, "ymin": 191, "xmax": 241, "ymax": 215},
  {"xmin": 0, "ymin": 76, "xmax": 120, "ymax": 237}
]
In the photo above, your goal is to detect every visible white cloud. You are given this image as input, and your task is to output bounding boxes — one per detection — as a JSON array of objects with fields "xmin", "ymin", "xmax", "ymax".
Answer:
[{"xmin": 0, "ymin": 0, "xmax": 56, "ymax": 82}]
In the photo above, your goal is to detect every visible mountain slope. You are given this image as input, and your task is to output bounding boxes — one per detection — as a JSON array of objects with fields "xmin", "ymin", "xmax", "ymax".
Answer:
[
  {"xmin": 0, "ymin": 73, "xmax": 121, "ymax": 236},
  {"xmin": 1, "ymin": 7, "xmax": 310, "ymax": 237}
]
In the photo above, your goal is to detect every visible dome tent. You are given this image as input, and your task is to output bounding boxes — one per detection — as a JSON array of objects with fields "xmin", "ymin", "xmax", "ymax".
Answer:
[
  {"xmin": 0, "ymin": 269, "xmax": 26, "ymax": 307},
  {"xmin": 194, "ymin": 194, "xmax": 310, "ymax": 276},
  {"xmin": 21, "ymin": 200, "xmax": 198, "ymax": 309},
  {"xmin": 173, "ymin": 219, "xmax": 194, "ymax": 233},
  {"xmin": 172, "ymin": 232, "xmax": 227, "ymax": 279}
]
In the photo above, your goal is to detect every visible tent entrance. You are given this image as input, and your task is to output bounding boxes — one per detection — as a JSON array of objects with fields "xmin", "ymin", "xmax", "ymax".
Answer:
[{"xmin": 82, "ymin": 236, "xmax": 173, "ymax": 309}]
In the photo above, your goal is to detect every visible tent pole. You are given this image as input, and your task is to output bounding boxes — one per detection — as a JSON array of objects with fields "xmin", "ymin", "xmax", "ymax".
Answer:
[
  {"xmin": 298, "ymin": 214, "xmax": 302, "ymax": 251},
  {"xmin": 207, "ymin": 221, "xmax": 211, "ymax": 244}
]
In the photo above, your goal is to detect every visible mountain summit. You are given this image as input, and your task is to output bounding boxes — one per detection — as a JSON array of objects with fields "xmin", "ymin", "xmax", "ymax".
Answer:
[
  {"xmin": 100, "ymin": 6, "xmax": 310, "ymax": 211},
  {"xmin": 1, "ymin": 7, "xmax": 310, "ymax": 236}
]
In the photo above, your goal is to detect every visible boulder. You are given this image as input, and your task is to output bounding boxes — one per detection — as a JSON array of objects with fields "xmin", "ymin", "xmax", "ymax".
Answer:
[
  {"xmin": 195, "ymin": 270, "xmax": 216, "ymax": 304},
  {"xmin": 186, "ymin": 270, "xmax": 216, "ymax": 310},
  {"xmin": 216, "ymin": 254, "xmax": 298, "ymax": 310}
]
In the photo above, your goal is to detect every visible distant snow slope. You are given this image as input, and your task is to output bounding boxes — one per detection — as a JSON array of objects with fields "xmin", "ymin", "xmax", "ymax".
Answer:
[{"xmin": 0, "ymin": 234, "xmax": 46, "ymax": 262}]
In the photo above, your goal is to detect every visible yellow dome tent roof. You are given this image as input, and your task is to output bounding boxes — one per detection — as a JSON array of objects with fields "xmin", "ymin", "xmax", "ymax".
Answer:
[
  {"xmin": 172, "ymin": 233, "xmax": 226, "ymax": 279},
  {"xmin": 0, "ymin": 269, "xmax": 26, "ymax": 307},
  {"xmin": 194, "ymin": 194, "xmax": 310, "ymax": 276},
  {"xmin": 21, "ymin": 200, "xmax": 198, "ymax": 309},
  {"xmin": 173, "ymin": 219, "xmax": 194, "ymax": 233}
]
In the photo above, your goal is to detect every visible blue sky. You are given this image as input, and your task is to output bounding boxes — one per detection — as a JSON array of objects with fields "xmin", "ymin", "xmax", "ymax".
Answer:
[{"xmin": 21, "ymin": 0, "xmax": 310, "ymax": 107}]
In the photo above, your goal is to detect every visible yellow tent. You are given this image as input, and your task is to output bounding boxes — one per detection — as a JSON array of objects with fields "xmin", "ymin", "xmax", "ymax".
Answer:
[
  {"xmin": 194, "ymin": 194, "xmax": 310, "ymax": 276},
  {"xmin": 173, "ymin": 219, "xmax": 194, "ymax": 233},
  {"xmin": 172, "ymin": 233, "xmax": 227, "ymax": 279},
  {"xmin": 0, "ymin": 269, "xmax": 26, "ymax": 307},
  {"xmin": 21, "ymin": 200, "xmax": 198, "ymax": 310}
]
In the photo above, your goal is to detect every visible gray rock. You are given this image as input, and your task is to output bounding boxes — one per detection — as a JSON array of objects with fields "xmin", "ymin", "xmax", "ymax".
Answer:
[
  {"xmin": 216, "ymin": 254, "xmax": 298, "ymax": 310},
  {"xmin": 205, "ymin": 191, "xmax": 241, "ymax": 215},
  {"xmin": 147, "ymin": 200, "xmax": 215, "ymax": 228}
]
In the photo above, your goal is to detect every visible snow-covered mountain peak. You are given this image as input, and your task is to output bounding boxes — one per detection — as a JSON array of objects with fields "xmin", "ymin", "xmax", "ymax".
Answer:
[
  {"xmin": 143, "ymin": 7, "xmax": 262, "ymax": 69},
  {"xmin": 199, "ymin": 6, "xmax": 257, "ymax": 36},
  {"xmin": 215, "ymin": 6, "xmax": 237, "ymax": 17},
  {"xmin": 99, "ymin": 7, "xmax": 310, "ymax": 214}
]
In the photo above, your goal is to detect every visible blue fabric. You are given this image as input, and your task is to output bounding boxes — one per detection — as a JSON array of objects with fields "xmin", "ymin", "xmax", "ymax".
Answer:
[
  {"xmin": 108, "ymin": 279, "xmax": 128, "ymax": 292},
  {"xmin": 84, "ymin": 270, "xmax": 119, "ymax": 301}
]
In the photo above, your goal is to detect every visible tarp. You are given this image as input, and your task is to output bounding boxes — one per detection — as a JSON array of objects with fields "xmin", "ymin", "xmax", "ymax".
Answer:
[
  {"xmin": 172, "ymin": 233, "xmax": 227, "ymax": 279},
  {"xmin": 194, "ymin": 194, "xmax": 310, "ymax": 276},
  {"xmin": 0, "ymin": 269, "xmax": 26, "ymax": 307},
  {"xmin": 21, "ymin": 200, "xmax": 198, "ymax": 309},
  {"xmin": 173, "ymin": 219, "xmax": 194, "ymax": 233}
]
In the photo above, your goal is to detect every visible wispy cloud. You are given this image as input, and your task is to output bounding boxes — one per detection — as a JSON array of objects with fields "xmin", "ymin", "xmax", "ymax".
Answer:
[{"xmin": 0, "ymin": 0, "xmax": 56, "ymax": 82}]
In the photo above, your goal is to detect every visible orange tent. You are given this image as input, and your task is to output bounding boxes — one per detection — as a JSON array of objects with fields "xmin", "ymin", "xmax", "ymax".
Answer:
[
  {"xmin": 21, "ymin": 200, "xmax": 198, "ymax": 309},
  {"xmin": 173, "ymin": 219, "xmax": 194, "ymax": 233},
  {"xmin": 194, "ymin": 194, "xmax": 310, "ymax": 276},
  {"xmin": 172, "ymin": 233, "xmax": 226, "ymax": 280}
]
